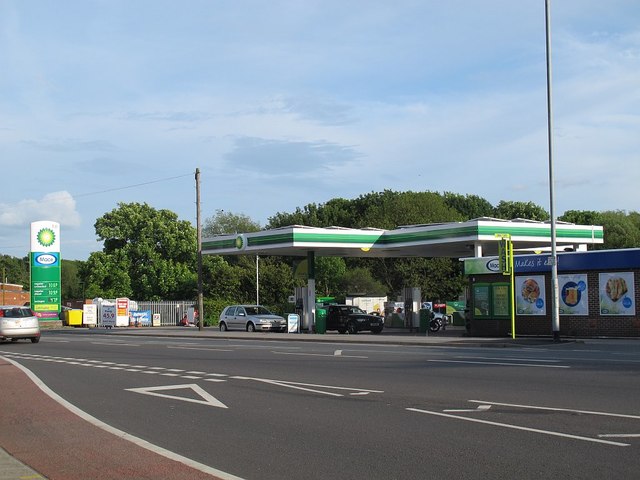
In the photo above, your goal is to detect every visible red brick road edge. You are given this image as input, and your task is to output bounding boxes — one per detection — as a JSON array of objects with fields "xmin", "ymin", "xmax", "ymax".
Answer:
[{"xmin": 0, "ymin": 356, "xmax": 238, "ymax": 480}]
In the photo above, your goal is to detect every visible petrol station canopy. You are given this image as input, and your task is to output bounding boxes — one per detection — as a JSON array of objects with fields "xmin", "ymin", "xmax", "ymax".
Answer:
[{"xmin": 202, "ymin": 218, "xmax": 604, "ymax": 259}]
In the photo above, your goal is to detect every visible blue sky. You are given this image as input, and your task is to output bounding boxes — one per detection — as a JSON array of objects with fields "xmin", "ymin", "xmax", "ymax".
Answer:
[{"xmin": 1, "ymin": 1, "xmax": 639, "ymax": 260}]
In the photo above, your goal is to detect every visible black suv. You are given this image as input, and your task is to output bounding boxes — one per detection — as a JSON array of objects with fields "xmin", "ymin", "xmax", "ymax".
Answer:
[{"xmin": 324, "ymin": 305, "xmax": 384, "ymax": 334}]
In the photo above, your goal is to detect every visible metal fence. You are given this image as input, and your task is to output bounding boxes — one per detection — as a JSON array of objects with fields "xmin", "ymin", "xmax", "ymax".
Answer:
[
  {"xmin": 95, "ymin": 299, "xmax": 195, "ymax": 327},
  {"xmin": 136, "ymin": 300, "xmax": 195, "ymax": 326}
]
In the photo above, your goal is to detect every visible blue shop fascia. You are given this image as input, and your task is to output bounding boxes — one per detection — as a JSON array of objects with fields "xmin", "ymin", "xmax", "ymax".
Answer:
[{"xmin": 463, "ymin": 248, "xmax": 640, "ymax": 338}]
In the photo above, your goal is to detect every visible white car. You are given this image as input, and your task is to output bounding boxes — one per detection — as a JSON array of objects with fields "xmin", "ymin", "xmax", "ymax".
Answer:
[
  {"xmin": 219, "ymin": 305, "xmax": 287, "ymax": 332},
  {"xmin": 0, "ymin": 305, "xmax": 41, "ymax": 343}
]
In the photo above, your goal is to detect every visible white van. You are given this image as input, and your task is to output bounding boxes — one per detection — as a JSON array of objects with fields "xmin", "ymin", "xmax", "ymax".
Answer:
[{"xmin": 0, "ymin": 305, "xmax": 41, "ymax": 343}]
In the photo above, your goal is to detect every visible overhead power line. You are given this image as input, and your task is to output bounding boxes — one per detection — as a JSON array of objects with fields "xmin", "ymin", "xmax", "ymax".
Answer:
[{"xmin": 72, "ymin": 173, "xmax": 193, "ymax": 198}]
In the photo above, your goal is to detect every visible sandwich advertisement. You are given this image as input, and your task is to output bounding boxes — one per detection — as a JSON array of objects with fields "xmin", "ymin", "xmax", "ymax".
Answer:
[
  {"xmin": 515, "ymin": 275, "xmax": 546, "ymax": 315},
  {"xmin": 599, "ymin": 272, "xmax": 635, "ymax": 315}
]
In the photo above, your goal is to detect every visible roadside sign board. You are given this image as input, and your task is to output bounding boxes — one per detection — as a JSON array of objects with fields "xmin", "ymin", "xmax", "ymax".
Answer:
[
  {"xmin": 101, "ymin": 304, "xmax": 117, "ymax": 327},
  {"xmin": 83, "ymin": 304, "xmax": 97, "ymax": 326},
  {"xmin": 287, "ymin": 314, "xmax": 300, "ymax": 333}
]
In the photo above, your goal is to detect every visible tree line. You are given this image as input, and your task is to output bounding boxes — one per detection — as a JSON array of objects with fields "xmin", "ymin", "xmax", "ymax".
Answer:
[{"xmin": 2, "ymin": 190, "xmax": 639, "ymax": 324}]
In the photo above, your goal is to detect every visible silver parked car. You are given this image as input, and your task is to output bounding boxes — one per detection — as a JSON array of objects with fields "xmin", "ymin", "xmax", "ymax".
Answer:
[
  {"xmin": 0, "ymin": 305, "xmax": 41, "ymax": 343},
  {"xmin": 219, "ymin": 305, "xmax": 286, "ymax": 332}
]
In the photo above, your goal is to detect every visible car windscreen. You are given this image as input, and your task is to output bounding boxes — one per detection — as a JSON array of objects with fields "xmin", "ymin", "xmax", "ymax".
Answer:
[
  {"xmin": 245, "ymin": 306, "xmax": 272, "ymax": 315},
  {"xmin": 347, "ymin": 307, "xmax": 365, "ymax": 314},
  {"xmin": 1, "ymin": 307, "xmax": 33, "ymax": 318}
]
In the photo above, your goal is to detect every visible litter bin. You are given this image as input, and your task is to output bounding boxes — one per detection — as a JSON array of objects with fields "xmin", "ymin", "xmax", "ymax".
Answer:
[
  {"xmin": 315, "ymin": 307, "xmax": 327, "ymax": 334},
  {"xmin": 67, "ymin": 309, "xmax": 83, "ymax": 326},
  {"xmin": 419, "ymin": 309, "xmax": 430, "ymax": 334}
]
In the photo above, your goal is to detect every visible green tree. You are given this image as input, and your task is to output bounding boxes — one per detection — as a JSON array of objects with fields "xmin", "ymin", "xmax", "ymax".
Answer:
[
  {"xmin": 494, "ymin": 200, "xmax": 549, "ymax": 221},
  {"xmin": 443, "ymin": 192, "xmax": 495, "ymax": 220},
  {"xmin": 202, "ymin": 255, "xmax": 242, "ymax": 300},
  {"xmin": 598, "ymin": 211, "xmax": 640, "ymax": 249},
  {"xmin": 61, "ymin": 259, "xmax": 86, "ymax": 300},
  {"xmin": 339, "ymin": 267, "xmax": 386, "ymax": 297},
  {"xmin": 82, "ymin": 202, "xmax": 197, "ymax": 300},
  {"xmin": 256, "ymin": 257, "xmax": 294, "ymax": 308},
  {"xmin": 203, "ymin": 209, "xmax": 261, "ymax": 236},
  {"xmin": 560, "ymin": 209, "xmax": 640, "ymax": 249},
  {"xmin": 315, "ymin": 257, "xmax": 347, "ymax": 296},
  {"xmin": 0, "ymin": 255, "xmax": 29, "ymax": 289},
  {"xmin": 559, "ymin": 210, "xmax": 603, "ymax": 225}
]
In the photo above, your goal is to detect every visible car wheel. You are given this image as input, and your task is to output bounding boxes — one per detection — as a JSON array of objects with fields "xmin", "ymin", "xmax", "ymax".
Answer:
[
  {"xmin": 31, "ymin": 337, "xmax": 40, "ymax": 344},
  {"xmin": 347, "ymin": 322, "xmax": 358, "ymax": 334},
  {"xmin": 371, "ymin": 328, "xmax": 382, "ymax": 334},
  {"xmin": 246, "ymin": 322, "xmax": 256, "ymax": 332},
  {"xmin": 219, "ymin": 322, "xmax": 228, "ymax": 332}
]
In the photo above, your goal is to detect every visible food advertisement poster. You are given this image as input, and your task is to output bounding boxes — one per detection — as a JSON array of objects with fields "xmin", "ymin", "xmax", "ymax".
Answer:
[
  {"xmin": 516, "ymin": 276, "xmax": 546, "ymax": 315},
  {"xmin": 559, "ymin": 274, "xmax": 588, "ymax": 315},
  {"xmin": 599, "ymin": 272, "xmax": 635, "ymax": 315}
]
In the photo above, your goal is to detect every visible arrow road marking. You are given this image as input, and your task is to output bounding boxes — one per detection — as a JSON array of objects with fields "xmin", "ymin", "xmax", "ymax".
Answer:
[{"xmin": 126, "ymin": 384, "xmax": 228, "ymax": 408}]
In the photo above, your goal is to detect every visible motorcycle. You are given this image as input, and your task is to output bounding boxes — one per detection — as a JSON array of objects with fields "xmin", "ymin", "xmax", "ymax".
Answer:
[{"xmin": 428, "ymin": 312, "xmax": 450, "ymax": 333}]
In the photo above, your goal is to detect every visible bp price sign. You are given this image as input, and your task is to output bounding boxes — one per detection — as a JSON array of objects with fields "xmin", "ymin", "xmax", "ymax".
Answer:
[{"xmin": 30, "ymin": 221, "xmax": 61, "ymax": 320}]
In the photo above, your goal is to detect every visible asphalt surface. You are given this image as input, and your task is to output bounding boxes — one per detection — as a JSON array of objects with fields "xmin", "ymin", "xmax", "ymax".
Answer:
[{"xmin": 0, "ymin": 326, "xmax": 578, "ymax": 480}]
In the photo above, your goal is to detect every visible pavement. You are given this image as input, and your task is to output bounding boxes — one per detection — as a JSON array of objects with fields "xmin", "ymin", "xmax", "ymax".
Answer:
[{"xmin": 0, "ymin": 325, "xmax": 577, "ymax": 480}]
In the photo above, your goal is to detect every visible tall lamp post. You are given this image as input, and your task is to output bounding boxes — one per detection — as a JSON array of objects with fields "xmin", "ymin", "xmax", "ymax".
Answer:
[
  {"xmin": 545, "ymin": 0, "xmax": 560, "ymax": 342},
  {"xmin": 196, "ymin": 168, "xmax": 204, "ymax": 331}
]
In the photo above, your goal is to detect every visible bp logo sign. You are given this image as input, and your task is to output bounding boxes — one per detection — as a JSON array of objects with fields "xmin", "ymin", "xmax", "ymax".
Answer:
[
  {"xmin": 37, "ymin": 228, "xmax": 56, "ymax": 248},
  {"xmin": 235, "ymin": 235, "xmax": 245, "ymax": 250}
]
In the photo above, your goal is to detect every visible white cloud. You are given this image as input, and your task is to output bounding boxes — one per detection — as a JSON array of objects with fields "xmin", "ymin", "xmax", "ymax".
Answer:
[{"xmin": 0, "ymin": 191, "xmax": 81, "ymax": 228}]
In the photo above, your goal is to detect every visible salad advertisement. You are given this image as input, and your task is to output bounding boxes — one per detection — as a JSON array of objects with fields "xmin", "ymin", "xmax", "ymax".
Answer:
[
  {"xmin": 515, "ymin": 275, "xmax": 546, "ymax": 315},
  {"xmin": 559, "ymin": 274, "xmax": 589, "ymax": 315},
  {"xmin": 599, "ymin": 272, "xmax": 635, "ymax": 315}
]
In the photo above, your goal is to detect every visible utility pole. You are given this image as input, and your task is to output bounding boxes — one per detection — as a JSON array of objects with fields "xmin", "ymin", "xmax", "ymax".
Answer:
[{"xmin": 196, "ymin": 168, "xmax": 204, "ymax": 331}]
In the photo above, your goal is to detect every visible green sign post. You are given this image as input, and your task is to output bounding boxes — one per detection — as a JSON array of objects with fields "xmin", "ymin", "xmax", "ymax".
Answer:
[{"xmin": 30, "ymin": 221, "xmax": 61, "ymax": 321}]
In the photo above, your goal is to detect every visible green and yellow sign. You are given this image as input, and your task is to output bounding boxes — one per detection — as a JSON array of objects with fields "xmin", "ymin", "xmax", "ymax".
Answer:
[{"xmin": 30, "ymin": 221, "xmax": 61, "ymax": 320}]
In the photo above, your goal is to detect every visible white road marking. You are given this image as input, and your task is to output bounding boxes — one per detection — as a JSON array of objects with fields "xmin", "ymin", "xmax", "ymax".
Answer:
[
  {"xmin": 428, "ymin": 359, "xmax": 569, "ymax": 369},
  {"xmin": 599, "ymin": 434, "xmax": 640, "ymax": 438},
  {"xmin": 457, "ymin": 356, "xmax": 561, "ymax": 363},
  {"xmin": 407, "ymin": 408, "xmax": 630, "ymax": 447},
  {"xmin": 236, "ymin": 376, "xmax": 383, "ymax": 397},
  {"xmin": 1, "ymin": 352, "xmax": 378, "ymax": 400},
  {"xmin": 167, "ymin": 346, "xmax": 234, "ymax": 352},
  {"xmin": 91, "ymin": 342, "xmax": 141, "ymax": 347},
  {"xmin": 2, "ymin": 356, "xmax": 244, "ymax": 479},
  {"xmin": 444, "ymin": 404, "xmax": 492, "ymax": 413},
  {"xmin": 272, "ymin": 351, "xmax": 368, "ymax": 359},
  {"xmin": 126, "ymin": 383, "xmax": 228, "ymax": 409},
  {"xmin": 334, "ymin": 350, "xmax": 342, "ymax": 356},
  {"xmin": 468, "ymin": 400, "xmax": 640, "ymax": 420}
]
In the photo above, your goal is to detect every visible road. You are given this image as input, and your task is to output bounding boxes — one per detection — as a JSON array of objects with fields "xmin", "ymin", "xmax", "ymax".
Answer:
[{"xmin": 2, "ymin": 330, "xmax": 640, "ymax": 479}]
